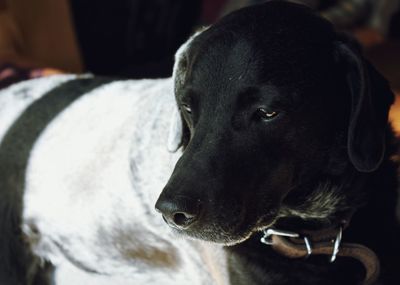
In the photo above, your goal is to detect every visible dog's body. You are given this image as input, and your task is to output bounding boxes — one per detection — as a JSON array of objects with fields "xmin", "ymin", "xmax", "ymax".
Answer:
[
  {"xmin": 0, "ymin": 75, "xmax": 230, "ymax": 285},
  {"xmin": 0, "ymin": 2, "xmax": 399, "ymax": 285}
]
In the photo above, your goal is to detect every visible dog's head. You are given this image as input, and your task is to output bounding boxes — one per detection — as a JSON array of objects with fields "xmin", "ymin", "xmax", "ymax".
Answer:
[{"xmin": 156, "ymin": 1, "xmax": 394, "ymax": 245}]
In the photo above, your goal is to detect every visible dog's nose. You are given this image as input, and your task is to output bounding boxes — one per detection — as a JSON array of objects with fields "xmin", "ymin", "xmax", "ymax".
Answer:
[{"xmin": 155, "ymin": 196, "xmax": 201, "ymax": 229}]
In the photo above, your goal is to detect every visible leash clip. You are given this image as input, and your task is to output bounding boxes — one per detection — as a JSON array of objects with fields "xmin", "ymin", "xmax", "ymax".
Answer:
[{"xmin": 261, "ymin": 228, "xmax": 312, "ymax": 257}]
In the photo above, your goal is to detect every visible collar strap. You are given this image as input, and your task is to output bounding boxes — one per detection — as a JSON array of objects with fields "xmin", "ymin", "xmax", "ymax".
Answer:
[{"xmin": 261, "ymin": 226, "xmax": 380, "ymax": 285}]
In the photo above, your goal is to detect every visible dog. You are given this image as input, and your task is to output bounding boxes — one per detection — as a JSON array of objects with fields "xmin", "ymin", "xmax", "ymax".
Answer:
[{"xmin": 0, "ymin": 1, "xmax": 399, "ymax": 285}]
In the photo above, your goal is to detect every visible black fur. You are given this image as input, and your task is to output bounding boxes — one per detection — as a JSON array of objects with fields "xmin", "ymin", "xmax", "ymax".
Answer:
[{"xmin": 156, "ymin": 2, "xmax": 400, "ymax": 284}]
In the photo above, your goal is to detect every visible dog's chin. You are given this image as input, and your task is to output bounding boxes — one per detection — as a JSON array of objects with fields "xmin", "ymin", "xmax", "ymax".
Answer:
[{"xmin": 170, "ymin": 213, "xmax": 278, "ymax": 246}]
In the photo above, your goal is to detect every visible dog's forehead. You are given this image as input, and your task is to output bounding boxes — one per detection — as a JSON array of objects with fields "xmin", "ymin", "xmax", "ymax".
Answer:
[
  {"xmin": 190, "ymin": 37, "xmax": 259, "ymax": 87},
  {"xmin": 183, "ymin": 2, "xmax": 337, "ymax": 97}
]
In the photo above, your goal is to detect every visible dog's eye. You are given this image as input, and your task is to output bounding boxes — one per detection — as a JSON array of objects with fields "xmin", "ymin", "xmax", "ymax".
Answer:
[
  {"xmin": 256, "ymin": 108, "xmax": 278, "ymax": 120},
  {"xmin": 181, "ymin": 104, "xmax": 192, "ymax": 114}
]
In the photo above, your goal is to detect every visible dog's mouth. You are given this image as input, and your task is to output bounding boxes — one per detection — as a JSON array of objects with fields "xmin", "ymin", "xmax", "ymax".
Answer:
[
  {"xmin": 166, "ymin": 208, "xmax": 279, "ymax": 246},
  {"xmin": 156, "ymin": 185, "xmax": 285, "ymax": 245}
]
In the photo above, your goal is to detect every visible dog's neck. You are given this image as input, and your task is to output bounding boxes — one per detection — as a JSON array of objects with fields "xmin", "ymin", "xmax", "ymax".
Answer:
[
  {"xmin": 226, "ymin": 155, "xmax": 400, "ymax": 285},
  {"xmin": 277, "ymin": 165, "xmax": 367, "ymax": 230},
  {"xmin": 260, "ymin": 209, "xmax": 383, "ymax": 285}
]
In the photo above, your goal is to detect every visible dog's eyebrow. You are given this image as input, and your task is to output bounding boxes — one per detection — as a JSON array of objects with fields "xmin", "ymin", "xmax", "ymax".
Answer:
[
  {"xmin": 237, "ymin": 87, "xmax": 260, "ymax": 104},
  {"xmin": 236, "ymin": 86, "xmax": 281, "ymax": 107},
  {"xmin": 235, "ymin": 85, "xmax": 296, "ymax": 112}
]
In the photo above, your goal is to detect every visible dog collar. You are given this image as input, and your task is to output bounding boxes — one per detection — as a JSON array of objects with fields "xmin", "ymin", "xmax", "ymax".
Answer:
[{"xmin": 260, "ymin": 222, "xmax": 380, "ymax": 285}]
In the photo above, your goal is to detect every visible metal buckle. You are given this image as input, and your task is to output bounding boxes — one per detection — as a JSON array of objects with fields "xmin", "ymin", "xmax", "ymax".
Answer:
[
  {"xmin": 330, "ymin": 226, "xmax": 342, "ymax": 263},
  {"xmin": 260, "ymin": 228, "xmax": 313, "ymax": 257},
  {"xmin": 261, "ymin": 226, "xmax": 343, "ymax": 262}
]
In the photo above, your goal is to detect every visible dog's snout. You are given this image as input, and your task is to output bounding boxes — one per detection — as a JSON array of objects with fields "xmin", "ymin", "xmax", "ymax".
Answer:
[{"xmin": 155, "ymin": 196, "xmax": 201, "ymax": 229}]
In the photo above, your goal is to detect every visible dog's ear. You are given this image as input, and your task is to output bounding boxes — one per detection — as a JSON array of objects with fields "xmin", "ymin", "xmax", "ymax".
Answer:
[
  {"xmin": 335, "ymin": 40, "xmax": 394, "ymax": 172},
  {"xmin": 168, "ymin": 28, "xmax": 208, "ymax": 152}
]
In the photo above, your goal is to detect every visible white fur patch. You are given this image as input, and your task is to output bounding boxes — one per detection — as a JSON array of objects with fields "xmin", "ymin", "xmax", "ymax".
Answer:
[
  {"xmin": 0, "ymin": 76, "xmax": 229, "ymax": 284},
  {"xmin": 172, "ymin": 27, "xmax": 209, "ymax": 85}
]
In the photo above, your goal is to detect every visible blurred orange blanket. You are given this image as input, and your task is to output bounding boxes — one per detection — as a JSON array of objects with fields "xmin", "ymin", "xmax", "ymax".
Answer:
[{"xmin": 0, "ymin": 63, "xmax": 63, "ymax": 90}]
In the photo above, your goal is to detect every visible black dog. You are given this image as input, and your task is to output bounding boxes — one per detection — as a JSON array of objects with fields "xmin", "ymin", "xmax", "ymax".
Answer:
[
  {"xmin": 0, "ymin": 1, "xmax": 399, "ymax": 285},
  {"xmin": 156, "ymin": 1, "xmax": 400, "ymax": 284}
]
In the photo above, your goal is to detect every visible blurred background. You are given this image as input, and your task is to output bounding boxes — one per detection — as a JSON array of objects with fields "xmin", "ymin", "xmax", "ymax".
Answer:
[{"xmin": 0, "ymin": 0, "xmax": 399, "ymax": 131}]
